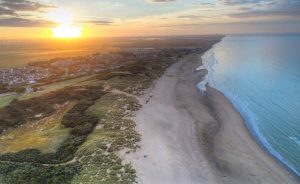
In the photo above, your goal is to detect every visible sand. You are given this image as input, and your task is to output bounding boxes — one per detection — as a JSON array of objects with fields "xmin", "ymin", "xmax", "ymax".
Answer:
[{"xmin": 125, "ymin": 53, "xmax": 298, "ymax": 184}]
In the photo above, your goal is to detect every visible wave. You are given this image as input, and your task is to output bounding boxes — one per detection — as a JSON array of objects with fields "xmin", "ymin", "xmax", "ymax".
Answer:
[{"xmin": 198, "ymin": 48, "xmax": 300, "ymax": 177}]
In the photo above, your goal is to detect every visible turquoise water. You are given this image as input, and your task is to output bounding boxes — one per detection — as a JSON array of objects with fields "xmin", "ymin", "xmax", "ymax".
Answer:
[{"xmin": 200, "ymin": 34, "xmax": 300, "ymax": 176}]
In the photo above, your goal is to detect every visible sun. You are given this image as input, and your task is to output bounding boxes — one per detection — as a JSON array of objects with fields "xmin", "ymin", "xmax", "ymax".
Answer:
[
  {"xmin": 48, "ymin": 8, "xmax": 82, "ymax": 38},
  {"xmin": 52, "ymin": 25, "xmax": 82, "ymax": 38}
]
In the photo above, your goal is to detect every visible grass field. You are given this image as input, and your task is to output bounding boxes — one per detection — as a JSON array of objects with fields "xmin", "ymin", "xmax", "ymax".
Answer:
[
  {"xmin": 0, "ymin": 94, "xmax": 17, "ymax": 108},
  {"xmin": 0, "ymin": 75, "xmax": 95, "ymax": 109},
  {"xmin": 20, "ymin": 75, "xmax": 94, "ymax": 100},
  {"xmin": 0, "ymin": 102, "xmax": 74, "ymax": 154}
]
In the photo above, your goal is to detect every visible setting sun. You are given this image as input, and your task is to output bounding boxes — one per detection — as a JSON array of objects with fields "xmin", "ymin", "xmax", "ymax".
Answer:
[
  {"xmin": 52, "ymin": 25, "xmax": 82, "ymax": 38},
  {"xmin": 48, "ymin": 8, "xmax": 82, "ymax": 38}
]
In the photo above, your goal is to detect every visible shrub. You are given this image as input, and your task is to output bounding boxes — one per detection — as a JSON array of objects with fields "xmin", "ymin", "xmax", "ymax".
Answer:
[{"xmin": 71, "ymin": 123, "xmax": 94, "ymax": 136}]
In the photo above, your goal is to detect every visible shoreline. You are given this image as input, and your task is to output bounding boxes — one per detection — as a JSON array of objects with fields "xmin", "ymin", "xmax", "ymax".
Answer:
[
  {"xmin": 125, "ymin": 50, "xmax": 298, "ymax": 183},
  {"xmin": 206, "ymin": 86, "xmax": 298, "ymax": 183},
  {"xmin": 202, "ymin": 43, "xmax": 300, "ymax": 180},
  {"xmin": 210, "ymin": 83, "xmax": 300, "ymax": 180}
]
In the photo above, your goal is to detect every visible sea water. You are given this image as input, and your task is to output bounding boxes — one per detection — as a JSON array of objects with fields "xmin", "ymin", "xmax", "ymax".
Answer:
[{"xmin": 199, "ymin": 34, "xmax": 300, "ymax": 176}]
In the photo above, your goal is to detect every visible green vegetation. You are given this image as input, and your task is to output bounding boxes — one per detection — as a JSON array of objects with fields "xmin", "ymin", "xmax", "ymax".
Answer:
[
  {"xmin": 0, "ymin": 76, "xmax": 94, "ymax": 110},
  {"xmin": 0, "ymin": 102, "xmax": 74, "ymax": 154},
  {"xmin": 0, "ymin": 85, "xmax": 104, "ymax": 183},
  {"xmin": 95, "ymin": 60, "xmax": 173, "ymax": 96},
  {"xmin": 0, "ymin": 162, "xmax": 81, "ymax": 184},
  {"xmin": 0, "ymin": 86, "xmax": 101, "ymax": 134},
  {"xmin": 72, "ymin": 93, "xmax": 141, "ymax": 183},
  {"xmin": 0, "ymin": 55, "xmax": 177, "ymax": 183},
  {"xmin": 20, "ymin": 75, "xmax": 94, "ymax": 101},
  {"xmin": 0, "ymin": 86, "xmax": 104, "ymax": 163},
  {"xmin": 71, "ymin": 59, "xmax": 176, "ymax": 184},
  {"xmin": 0, "ymin": 92, "xmax": 142, "ymax": 184},
  {"xmin": 0, "ymin": 94, "xmax": 16, "ymax": 109}
]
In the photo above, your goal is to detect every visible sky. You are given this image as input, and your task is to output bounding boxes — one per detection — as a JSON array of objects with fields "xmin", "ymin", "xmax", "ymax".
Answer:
[{"xmin": 0, "ymin": 0, "xmax": 300, "ymax": 38}]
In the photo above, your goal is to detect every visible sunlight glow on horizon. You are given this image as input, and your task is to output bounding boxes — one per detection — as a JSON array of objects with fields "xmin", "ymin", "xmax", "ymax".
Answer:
[{"xmin": 0, "ymin": 1, "xmax": 299, "ymax": 39}]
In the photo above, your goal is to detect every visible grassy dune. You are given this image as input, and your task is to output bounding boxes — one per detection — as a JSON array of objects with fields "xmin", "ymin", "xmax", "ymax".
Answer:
[
  {"xmin": 72, "ymin": 93, "xmax": 141, "ymax": 184},
  {"xmin": 0, "ymin": 102, "xmax": 74, "ymax": 154}
]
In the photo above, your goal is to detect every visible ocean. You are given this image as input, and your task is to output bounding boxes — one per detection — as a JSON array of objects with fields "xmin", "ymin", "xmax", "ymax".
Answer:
[{"xmin": 199, "ymin": 34, "xmax": 300, "ymax": 177}]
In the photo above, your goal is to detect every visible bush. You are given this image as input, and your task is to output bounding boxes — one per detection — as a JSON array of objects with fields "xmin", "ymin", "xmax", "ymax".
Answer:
[
  {"xmin": 71, "ymin": 123, "xmax": 94, "ymax": 136},
  {"xmin": 0, "ymin": 162, "xmax": 81, "ymax": 184}
]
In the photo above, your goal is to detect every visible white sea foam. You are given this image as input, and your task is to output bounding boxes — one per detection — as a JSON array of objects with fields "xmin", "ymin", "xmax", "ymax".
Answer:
[
  {"xmin": 289, "ymin": 137, "xmax": 300, "ymax": 147},
  {"xmin": 196, "ymin": 81, "xmax": 207, "ymax": 94},
  {"xmin": 219, "ymin": 87, "xmax": 300, "ymax": 176},
  {"xmin": 197, "ymin": 44, "xmax": 300, "ymax": 177}
]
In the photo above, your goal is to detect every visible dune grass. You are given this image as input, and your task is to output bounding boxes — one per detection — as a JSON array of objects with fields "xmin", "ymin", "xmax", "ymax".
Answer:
[{"xmin": 71, "ymin": 93, "xmax": 141, "ymax": 184}]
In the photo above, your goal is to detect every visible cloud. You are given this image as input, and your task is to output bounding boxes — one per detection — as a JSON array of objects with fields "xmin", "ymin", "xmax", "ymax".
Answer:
[
  {"xmin": 0, "ymin": 0, "xmax": 55, "ymax": 27},
  {"xmin": 0, "ymin": 6, "xmax": 16, "ymax": 15},
  {"xmin": 0, "ymin": 17, "xmax": 54, "ymax": 27},
  {"xmin": 221, "ymin": 0, "xmax": 274, "ymax": 5},
  {"xmin": 0, "ymin": 0, "xmax": 53, "ymax": 16},
  {"xmin": 76, "ymin": 20, "xmax": 113, "ymax": 26},
  {"xmin": 201, "ymin": 2, "xmax": 215, "ymax": 6},
  {"xmin": 150, "ymin": 0, "xmax": 175, "ymax": 2},
  {"xmin": 0, "ymin": 0, "xmax": 53, "ymax": 12},
  {"xmin": 178, "ymin": 15, "xmax": 202, "ymax": 19},
  {"xmin": 228, "ymin": 8, "xmax": 300, "ymax": 18},
  {"xmin": 159, "ymin": 19, "xmax": 300, "ymax": 29},
  {"xmin": 159, "ymin": 23, "xmax": 201, "ymax": 27},
  {"xmin": 238, "ymin": 7, "xmax": 252, "ymax": 11},
  {"xmin": 223, "ymin": 0, "xmax": 300, "ymax": 18}
]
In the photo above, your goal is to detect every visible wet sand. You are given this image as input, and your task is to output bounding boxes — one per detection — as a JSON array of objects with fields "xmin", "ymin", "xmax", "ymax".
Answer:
[{"xmin": 126, "ymin": 53, "xmax": 298, "ymax": 184}]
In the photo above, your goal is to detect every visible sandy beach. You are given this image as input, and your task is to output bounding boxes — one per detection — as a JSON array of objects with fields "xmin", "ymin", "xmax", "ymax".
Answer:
[{"xmin": 125, "ymin": 52, "xmax": 298, "ymax": 184}]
